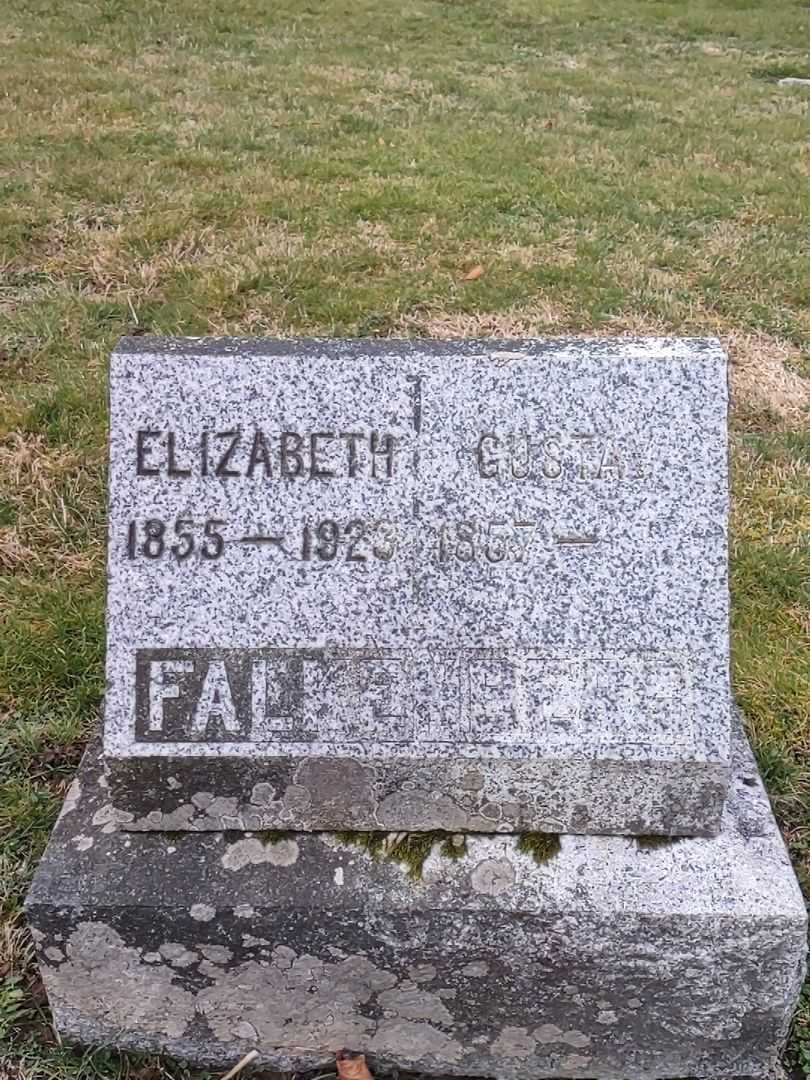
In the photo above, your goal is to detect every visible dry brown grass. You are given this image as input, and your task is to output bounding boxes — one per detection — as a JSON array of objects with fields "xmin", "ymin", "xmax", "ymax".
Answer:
[
  {"xmin": 0, "ymin": 434, "xmax": 103, "ymax": 575},
  {"xmin": 395, "ymin": 302, "xmax": 570, "ymax": 337},
  {"xmin": 727, "ymin": 330, "xmax": 810, "ymax": 426},
  {"xmin": 353, "ymin": 218, "xmax": 404, "ymax": 256}
]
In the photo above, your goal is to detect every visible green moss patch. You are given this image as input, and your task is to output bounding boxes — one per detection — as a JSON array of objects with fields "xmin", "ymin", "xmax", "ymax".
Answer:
[
  {"xmin": 335, "ymin": 830, "xmax": 467, "ymax": 880},
  {"xmin": 517, "ymin": 832, "xmax": 562, "ymax": 864},
  {"xmin": 636, "ymin": 835, "xmax": 683, "ymax": 849}
]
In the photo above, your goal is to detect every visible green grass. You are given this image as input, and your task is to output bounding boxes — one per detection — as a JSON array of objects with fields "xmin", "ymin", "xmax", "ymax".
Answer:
[{"xmin": 0, "ymin": 0, "xmax": 808, "ymax": 1076}]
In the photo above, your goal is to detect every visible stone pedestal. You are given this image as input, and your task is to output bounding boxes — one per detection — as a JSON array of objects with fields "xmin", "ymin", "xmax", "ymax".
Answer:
[{"xmin": 26, "ymin": 722, "xmax": 806, "ymax": 1079}]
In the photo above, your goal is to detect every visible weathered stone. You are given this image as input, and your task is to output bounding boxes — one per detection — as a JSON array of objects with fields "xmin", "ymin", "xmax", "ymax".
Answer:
[
  {"xmin": 104, "ymin": 337, "xmax": 732, "ymax": 834},
  {"xmin": 26, "ymin": 720, "xmax": 806, "ymax": 1078}
]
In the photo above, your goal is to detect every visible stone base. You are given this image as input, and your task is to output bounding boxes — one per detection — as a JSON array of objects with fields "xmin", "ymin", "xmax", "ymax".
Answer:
[
  {"xmin": 105, "ymin": 748, "xmax": 729, "ymax": 837},
  {"xmin": 26, "ymin": 726, "xmax": 806, "ymax": 1080}
]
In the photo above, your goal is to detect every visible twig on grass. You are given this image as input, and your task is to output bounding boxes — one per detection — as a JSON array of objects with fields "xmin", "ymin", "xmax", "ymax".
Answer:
[{"xmin": 218, "ymin": 1049, "xmax": 259, "ymax": 1080}]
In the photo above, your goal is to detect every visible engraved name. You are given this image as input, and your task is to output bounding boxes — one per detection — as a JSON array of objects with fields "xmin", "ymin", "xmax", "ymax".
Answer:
[
  {"xmin": 134, "ymin": 648, "xmax": 691, "ymax": 746},
  {"xmin": 135, "ymin": 429, "xmax": 397, "ymax": 480},
  {"xmin": 476, "ymin": 432, "xmax": 650, "ymax": 481}
]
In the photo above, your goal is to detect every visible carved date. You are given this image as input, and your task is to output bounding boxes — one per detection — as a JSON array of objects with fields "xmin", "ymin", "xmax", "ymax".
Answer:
[
  {"xmin": 126, "ymin": 518, "xmax": 226, "ymax": 561},
  {"xmin": 300, "ymin": 520, "xmax": 397, "ymax": 563},
  {"xmin": 437, "ymin": 520, "xmax": 537, "ymax": 563}
]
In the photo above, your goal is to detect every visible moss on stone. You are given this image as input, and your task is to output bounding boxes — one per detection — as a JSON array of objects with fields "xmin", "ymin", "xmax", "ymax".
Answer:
[
  {"xmin": 637, "ymin": 834, "xmax": 681, "ymax": 849},
  {"xmin": 516, "ymin": 832, "xmax": 562, "ymax": 864},
  {"xmin": 335, "ymin": 830, "xmax": 467, "ymax": 880},
  {"xmin": 334, "ymin": 830, "xmax": 389, "ymax": 859},
  {"xmin": 253, "ymin": 829, "xmax": 292, "ymax": 844}
]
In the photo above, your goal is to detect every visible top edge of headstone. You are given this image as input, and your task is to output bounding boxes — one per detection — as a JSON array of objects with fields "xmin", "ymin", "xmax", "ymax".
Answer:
[{"xmin": 113, "ymin": 335, "xmax": 725, "ymax": 362}]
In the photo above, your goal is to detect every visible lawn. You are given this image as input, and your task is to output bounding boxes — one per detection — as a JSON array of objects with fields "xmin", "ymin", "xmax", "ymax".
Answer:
[{"xmin": 1, "ymin": 0, "xmax": 809, "ymax": 1076}]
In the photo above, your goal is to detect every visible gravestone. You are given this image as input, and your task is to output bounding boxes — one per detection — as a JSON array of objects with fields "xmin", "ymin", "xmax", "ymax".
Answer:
[
  {"xmin": 26, "ymin": 338, "xmax": 806, "ymax": 1079},
  {"xmin": 104, "ymin": 337, "xmax": 731, "ymax": 835}
]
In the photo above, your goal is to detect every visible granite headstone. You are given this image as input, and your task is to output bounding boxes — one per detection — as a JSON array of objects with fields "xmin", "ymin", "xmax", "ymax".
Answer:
[
  {"xmin": 26, "ymin": 337, "xmax": 806, "ymax": 1079},
  {"xmin": 103, "ymin": 337, "xmax": 732, "ymax": 835}
]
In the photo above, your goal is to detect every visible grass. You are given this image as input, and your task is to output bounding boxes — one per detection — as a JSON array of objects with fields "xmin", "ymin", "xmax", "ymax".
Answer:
[{"xmin": 0, "ymin": 0, "xmax": 808, "ymax": 1075}]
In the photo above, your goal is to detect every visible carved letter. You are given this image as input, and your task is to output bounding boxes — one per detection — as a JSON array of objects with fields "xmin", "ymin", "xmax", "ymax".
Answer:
[
  {"xmin": 136, "ymin": 430, "xmax": 160, "ymax": 476},
  {"xmin": 214, "ymin": 431, "xmax": 241, "ymax": 478},
  {"xmin": 167, "ymin": 431, "xmax": 191, "ymax": 477},
  {"xmin": 596, "ymin": 442, "xmax": 623, "ymax": 480},
  {"xmin": 542, "ymin": 437, "xmax": 563, "ymax": 479},
  {"xmin": 340, "ymin": 432, "xmax": 363, "ymax": 478},
  {"xmin": 246, "ymin": 430, "xmax": 272, "ymax": 478},
  {"xmin": 310, "ymin": 432, "xmax": 336, "ymax": 479},
  {"xmin": 280, "ymin": 432, "xmax": 304, "ymax": 478},
  {"xmin": 192, "ymin": 660, "xmax": 239, "ymax": 735},
  {"xmin": 148, "ymin": 660, "xmax": 193, "ymax": 732},
  {"xmin": 510, "ymin": 434, "xmax": 530, "ymax": 479},
  {"xmin": 371, "ymin": 432, "xmax": 395, "ymax": 478},
  {"xmin": 477, "ymin": 434, "xmax": 499, "ymax": 479}
]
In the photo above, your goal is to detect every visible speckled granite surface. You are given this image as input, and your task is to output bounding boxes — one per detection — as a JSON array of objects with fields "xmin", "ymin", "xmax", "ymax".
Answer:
[
  {"xmin": 104, "ymin": 337, "xmax": 731, "ymax": 834},
  {"xmin": 26, "ymin": 721, "xmax": 806, "ymax": 1078}
]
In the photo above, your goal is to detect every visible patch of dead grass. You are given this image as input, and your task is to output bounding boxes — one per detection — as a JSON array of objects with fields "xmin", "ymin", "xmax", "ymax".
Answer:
[
  {"xmin": 305, "ymin": 63, "xmax": 366, "ymax": 86},
  {"xmin": 353, "ymin": 218, "xmax": 402, "ymax": 256},
  {"xmin": 0, "ymin": 434, "xmax": 79, "ymax": 491},
  {"xmin": 39, "ymin": 218, "xmax": 308, "ymax": 296},
  {"xmin": 395, "ymin": 301, "xmax": 570, "ymax": 337},
  {"xmin": 700, "ymin": 42, "xmax": 743, "ymax": 57},
  {"xmin": 543, "ymin": 53, "xmax": 584, "ymax": 71},
  {"xmin": 702, "ymin": 219, "xmax": 759, "ymax": 260},
  {"xmin": 377, "ymin": 68, "xmax": 434, "ymax": 95},
  {"xmin": 727, "ymin": 330, "xmax": 810, "ymax": 426},
  {"xmin": 733, "ymin": 445, "xmax": 810, "ymax": 550},
  {"xmin": 600, "ymin": 312, "xmax": 672, "ymax": 335},
  {"xmin": 0, "ymin": 530, "xmax": 38, "ymax": 572},
  {"xmin": 0, "ymin": 434, "xmax": 103, "ymax": 574},
  {"xmin": 0, "ymin": 906, "xmax": 35, "ymax": 974},
  {"xmin": 498, "ymin": 244, "xmax": 540, "ymax": 269},
  {"xmin": 0, "ymin": 282, "xmax": 56, "ymax": 317},
  {"xmin": 205, "ymin": 308, "xmax": 290, "ymax": 336}
]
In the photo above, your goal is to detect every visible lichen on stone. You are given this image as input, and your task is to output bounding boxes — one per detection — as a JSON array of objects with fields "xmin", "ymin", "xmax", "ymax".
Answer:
[
  {"xmin": 470, "ymin": 857, "xmax": 515, "ymax": 895},
  {"xmin": 516, "ymin": 832, "xmax": 561, "ymax": 864},
  {"xmin": 44, "ymin": 922, "xmax": 195, "ymax": 1038},
  {"xmin": 221, "ymin": 836, "xmax": 299, "ymax": 870}
]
